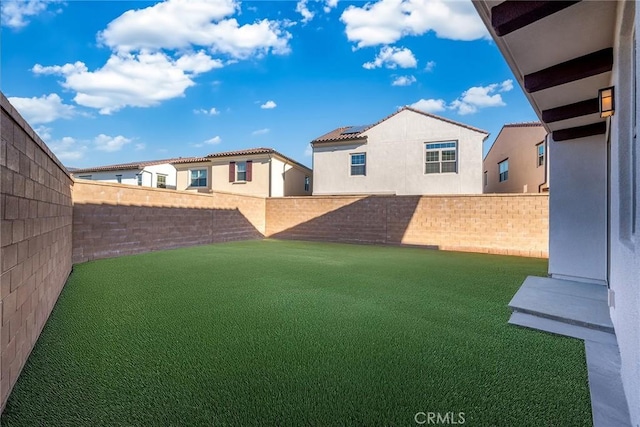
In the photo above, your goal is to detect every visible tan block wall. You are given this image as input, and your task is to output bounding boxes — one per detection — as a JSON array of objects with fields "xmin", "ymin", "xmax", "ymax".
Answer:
[
  {"xmin": 0, "ymin": 94, "xmax": 73, "ymax": 410},
  {"xmin": 72, "ymin": 182, "xmax": 265, "ymax": 263},
  {"xmin": 266, "ymin": 194, "xmax": 549, "ymax": 257}
]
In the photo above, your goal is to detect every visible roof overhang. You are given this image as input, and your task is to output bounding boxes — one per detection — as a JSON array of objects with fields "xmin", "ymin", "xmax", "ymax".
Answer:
[{"xmin": 472, "ymin": 0, "xmax": 619, "ymax": 141}]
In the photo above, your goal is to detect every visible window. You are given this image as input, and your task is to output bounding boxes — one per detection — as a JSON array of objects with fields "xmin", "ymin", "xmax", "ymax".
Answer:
[
  {"xmin": 304, "ymin": 176, "xmax": 310, "ymax": 192},
  {"xmin": 483, "ymin": 171, "xmax": 488, "ymax": 187},
  {"xmin": 157, "ymin": 174, "xmax": 167, "ymax": 188},
  {"xmin": 350, "ymin": 153, "xmax": 366, "ymax": 176},
  {"xmin": 137, "ymin": 174, "xmax": 142, "ymax": 186},
  {"xmin": 425, "ymin": 141, "xmax": 457, "ymax": 174},
  {"xmin": 499, "ymin": 159, "xmax": 509, "ymax": 182},
  {"xmin": 116, "ymin": 174, "xmax": 122, "ymax": 184},
  {"xmin": 537, "ymin": 143, "xmax": 545, "ymax": 167},
  {"xmin": 190, "ymin": 169, "xmax": 207, "ymax": 187},
  {"xmin": 78, "ymin": 175, "xmax": 92, "ymax": 180},
  {"xmin": 237, "ymin": 161, "xmax": 247, "ymax": 181}
]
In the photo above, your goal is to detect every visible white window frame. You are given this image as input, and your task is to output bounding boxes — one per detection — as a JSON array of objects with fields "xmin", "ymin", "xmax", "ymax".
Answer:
[
  {"xmin": 350, "ymin": 153, "xmax": 366, "ymax": 176},
  {"xmin": 157, "ymin": 174, "xmax": 167, "ymax": 188},
  {"xmin": 137, "ymin": 174, "xmax": 143, "ymax": 186},
  {"xmin": 304, "ymin": 176, "xmax": 310, "ymax": 192},
  {"xmin": 537, "ymin": 143, "xmax": 545, "ymax": 167},
  {"xmin": 190, "ymin": 169, "xmax": 207, "ymax": 187},
  {"xmin": 425, "ymin": 141, "xmax": 457, "ymax": 174},
  {"xmin": 236, "ymin": 161, "xmax": 247, "ymax": 182},
  {"xmin": 499, "ymin": 159, "xmax": 509, "ymax": 182}
]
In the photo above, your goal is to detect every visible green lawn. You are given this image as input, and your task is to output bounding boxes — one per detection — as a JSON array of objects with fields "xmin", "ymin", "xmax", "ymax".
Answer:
[{"xmin": 1, "ymin": 240, "xmax": 591, "ymax": 426}]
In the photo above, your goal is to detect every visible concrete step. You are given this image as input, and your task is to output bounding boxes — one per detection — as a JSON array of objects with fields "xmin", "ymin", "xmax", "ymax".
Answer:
[{"xmin": 508, "ymin": 276, "xmax": 614, "ymax": 334}]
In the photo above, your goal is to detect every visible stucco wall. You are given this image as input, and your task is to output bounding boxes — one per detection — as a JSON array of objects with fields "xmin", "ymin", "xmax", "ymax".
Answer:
[
  {"xmin": 0, "ymin": 94, "xmax": 73, "ymax": 411},
  {"xmin": 609, "ymin": 2, "xmax": 640, "ymax": 424},
  {"xmin": 175, "ymin": 162, "xmax": 212, "ymax": 193},
  {"xmin": 548, "ymin": 134, "xmax": 607, "ymax": 284},
  {"xmin": 266, "ymin": 194, "xmax": 549, "ymax": 257},
  {"xmin": 211, "ymin": 156, "xmax": 271, "ymax": 197},
  {"xmin": 312, "ymin": 109, "xmax": 486, "ymax": 195},
  {"xmin": 483, "ymin": 125, "xmax": 548, "ymax": 193},
  {"xmin": 72, "ymin": 181, "xmax": 265, "ymax": 263}
]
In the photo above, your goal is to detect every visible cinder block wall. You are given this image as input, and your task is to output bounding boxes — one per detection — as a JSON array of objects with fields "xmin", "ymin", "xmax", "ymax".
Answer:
[
  {"xmin": 266, "ymin": 194, "xmax": 549, "ymax": 257},
  {"xmin": 72, "ymin": 181, "xmax": 265, "ymax": 263},
  {"xmin": 0, "ymin": 94, "xmax": 73, "ymax": 410}
]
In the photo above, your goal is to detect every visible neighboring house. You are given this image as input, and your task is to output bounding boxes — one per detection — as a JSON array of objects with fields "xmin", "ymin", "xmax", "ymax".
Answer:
[
  {"xmin": 483, "ymin": 122, "xmax": 549, "ymax": 193},
  {"xmin": 310, "ymin": 106, "xmax": 489, "ymax": 196},
  {"xmin": 474, "ymin": 1, "xmax": 638, "ymax": 425},
  {"xmin": 70, "ymin": 158, "xmax": 181, "ymax": 189},
  {"xmin": 173, "ymin": 148, "xmax": 312, "ymax": 197}
]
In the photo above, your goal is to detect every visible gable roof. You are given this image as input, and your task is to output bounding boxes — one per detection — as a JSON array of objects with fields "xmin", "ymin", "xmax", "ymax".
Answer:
[
  {"xmin": 311, "ymin": 106, "xmax": 489, "ymax": 144},
  {"xmin": 205, "ymin": 147, "xmax": 311, "ymax": 171},
  {"xmin": 483, "ymin": 122, "xmax": 547, "ymax": 161},
  {"xmin": 70, "ymin": 157, "xmax": 205, "ymax": 174}
]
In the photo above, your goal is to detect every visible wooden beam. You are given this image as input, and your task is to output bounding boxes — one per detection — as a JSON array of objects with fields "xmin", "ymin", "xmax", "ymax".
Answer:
[
  {"xmin": 552, "ymin": 122, "xmax": 606, "ymax": 141},
  {"xmin": 524, "ymin": 48, "xmax": 613, "ymax": 93},
  {"xmin": 542, "ymin": 98, "xmax": 600, "ymax": 123},
  {"xmin": 492, "ymin": 1, "xmax": 581, "ymax": 37}
]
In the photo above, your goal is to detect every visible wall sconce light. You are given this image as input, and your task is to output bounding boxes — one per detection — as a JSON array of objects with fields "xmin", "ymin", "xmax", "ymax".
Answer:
[{"xmin": 599, "ymin": 86, "xmax": 615, "ymax": 118}]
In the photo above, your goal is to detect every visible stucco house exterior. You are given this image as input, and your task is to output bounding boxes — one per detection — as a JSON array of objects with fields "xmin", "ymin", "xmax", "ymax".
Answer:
[
  {"xmin": 473, "ymin": 1, "xmax": 639, "ymax": 425},
  {"xmin": 70, "ymin": 159, "xmax": 179, "ymax": 189},
  {"xmin": 310, "ymin": 107, "xmax": 489, "ymax": 196},
  {"xmin": 483, "ymin": 122, "xmax": 549, "ymax": 193},
  {"xmin": 173, "ymin": 148, "xmax": 312, "ymax": 197}
]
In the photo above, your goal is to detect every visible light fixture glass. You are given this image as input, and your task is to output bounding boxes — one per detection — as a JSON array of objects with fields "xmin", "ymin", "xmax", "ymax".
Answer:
[{"xmin": 599, "ymin": 86, "xmax": 615, "ymax": 118}]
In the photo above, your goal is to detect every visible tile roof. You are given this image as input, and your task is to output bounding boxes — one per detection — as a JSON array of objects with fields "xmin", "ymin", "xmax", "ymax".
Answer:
[
  {"xmin": 504, "ymin": 122, "xmax": 544, "ymax": 127},
  {"xmin": 71, "ymin": 157, "xmax": 205, "ymax": 174},
  {"xmin": 205, "ymin": 147, "xmax": 311, "ymax": 171},
  {"xmin": 311, "ymin": 106, "xmax": 489, "ymax": 144}
]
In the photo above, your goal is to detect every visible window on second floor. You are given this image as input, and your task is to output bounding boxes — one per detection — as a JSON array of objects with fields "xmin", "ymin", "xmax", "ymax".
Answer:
[
  {"xmin": 499, "ymin": 159, "xmax": 509, "ymax": 182},
  {"xmin": 304, "ymin": 176, "xmax": 310, "ymax": 192},
  {"xmin": 237, "ymin": 161, "xmax": 247, "ymax": 181},
  {"xmin": 425, "ymin": 141, "xmax": 457, "ymax": 174},
  {"xmin": 157, "ymin": 174, "xmax": 167, "ymax": 188},
  {"xmin": 350, "ymin": 153, "xmax": 366, "ymax": 176},
  {"xmin": 137, "ymin": 174, "xmax": 142, "ymax": 186},
  {"xmin": 190, "ymin": 169, "xmax": 207, "ymax": 187},
  {"xmin": 116, "ymin": 174, "xmax": 122, "ymax": 184},
  {"xmin": 483, "ymin": 171, "xmax": 488, "ymax": 187},
  {"xmin": 537, "ymin": 143, "xmax": 545, "ymax": 167}
]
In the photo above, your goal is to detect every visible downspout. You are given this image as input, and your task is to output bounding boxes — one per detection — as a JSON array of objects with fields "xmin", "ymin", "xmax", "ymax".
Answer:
[{"xmin": 268, "ymin": 154, "xmax": 272, "ymax": 198}]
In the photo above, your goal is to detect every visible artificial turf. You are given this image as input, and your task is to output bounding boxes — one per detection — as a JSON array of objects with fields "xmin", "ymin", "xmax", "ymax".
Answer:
[{"xmin": 1, "ymin": 240, "xmax": 591, "ymax": 426}]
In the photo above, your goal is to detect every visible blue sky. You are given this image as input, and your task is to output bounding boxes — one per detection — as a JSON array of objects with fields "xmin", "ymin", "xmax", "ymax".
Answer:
[{"xmin": 1, "ymin": 0, "xmax": 538, "ymax": 168}]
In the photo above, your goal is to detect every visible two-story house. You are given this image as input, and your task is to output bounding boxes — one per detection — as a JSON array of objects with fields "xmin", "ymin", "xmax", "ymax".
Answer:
[
  {"xmin": 483, "ymin": 122, "xmax": 549, "ymax": 193},
  {"xmin": 310, "ymin": 107, "xmax": 489, "ymax": 196}
]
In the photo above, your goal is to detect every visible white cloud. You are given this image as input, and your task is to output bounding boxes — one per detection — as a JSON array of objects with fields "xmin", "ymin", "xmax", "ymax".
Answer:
[
  {"xmin": 94, "ymin": 134, "xmax": 132, "ymax": 152},
  {"xmin": 449, "ymin": 79, "xmax": 513, "ymax": 115},
  {"xmin": 1, "ymin": 0, "xmax": 61, "ymax": 29},
  {"xmin": 410, "ymin": 98, "xmax": 446, "ymax": 113},
  {"xmin": 194, "ymin": 107, "xmax": 220, "ymax": 115},
  {"xmin": 49, "ymin": 136, "xmax": 88, "ymax": 162},
  {"xmin": 304, "ymin": 143, "xmax": 313, "ymax": 157},
  {"xmin": 425, "ymin": 60, "xmax": 436, "ymax": 72},
  {"xmin": 392, "ymin": 75, "xmax": 416, "ymax": 86},
  {"xmin": 341, "ymin": 0, "xmax": 488, "ymax": 48},
  {"xmin": 252, "ymin": 128, "xmax": 270, "ymax": 136},
  {"xmin": 204, "ymin": 135, "xmax": 222, "ymax": 145},
  {"xmin": 260, "ymin": 100, "xmax": 277, "ymax": 109},
  {"xmin": 135, "ymin": 143, "xmax": 146, "ymax": 151},
  {"xmin": 324, "ymin": 0, "xmax": 339, "ymax": 13},
  {"xmin": 296, "ymin": 0, "xmax": 314, "ymax": 23},
  {"xmin": 33, "ymin": 51, "xmax": 222, "ymax": 114},
  {"xmin": 363, "ymin": 46, "xmax": 417, "ymax": 69},
  {"xmin": 34, "ymin": 125, "xmax": 52, "ymax": 142},
  {"xmin": 98, "ymin": 0, "xmax": 291, "ymax": 59},
  {"xmin": 8, "ymin": 93, "xmax": 75, "ymax": 124}
]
